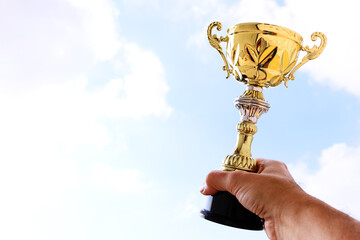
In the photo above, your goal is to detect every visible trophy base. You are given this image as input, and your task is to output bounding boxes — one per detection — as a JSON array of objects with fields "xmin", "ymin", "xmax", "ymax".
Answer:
[{"xmin": 200, "ymin": 191, "xmax": 264, "ymax": 230}]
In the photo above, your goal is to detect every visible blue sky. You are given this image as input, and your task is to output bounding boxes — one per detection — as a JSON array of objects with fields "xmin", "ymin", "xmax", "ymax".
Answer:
[{"xmin": 0, "ymin": 0, "xmax": 360, "ymax": 239}]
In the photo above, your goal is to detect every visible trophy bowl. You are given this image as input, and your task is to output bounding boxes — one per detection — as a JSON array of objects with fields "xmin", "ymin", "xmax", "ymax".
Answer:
[{"xmin": 208, "ymin": 22, "xmax": 326, "ymax": 87}]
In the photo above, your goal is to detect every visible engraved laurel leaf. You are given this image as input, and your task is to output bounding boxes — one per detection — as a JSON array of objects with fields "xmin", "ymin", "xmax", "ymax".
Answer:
[
  {"xmin": 281, "ymin": 51, "xmax": 297, "ymax": 75},
  {"xmin": 269, "ymin": 75, "xmax": 282, "ymax": 86},
  {"xmin": 280, "ymin": 50, "xmax": 289, "ymax": 72},
  {"xmin": 256, "ymin": 37, "xmax": 267, "ymax": 55},
  {"xmin": 257, "ymin": 69, "xmax": 267, "ymax": 80},
  {"xmin": 284, "ymin": 61, "xmax": 296, "ymax": 74},
  {"xmin": 269, "ymin": 50, "xmax": 298, "ymax": 87},
  {"xmin": 289, "ymin": 49, "xmax": 297, "ymax": 63},
  {"xmin": 259, "ymin": 46, "xmax": 277, "ymax": 67},
  {"xmin": 245, "ymin": 43, "xmax": 259, "ymax": 64},
  {"xmin": 247, "ymin": 67, "xmax": 267, "ymax": 80}
]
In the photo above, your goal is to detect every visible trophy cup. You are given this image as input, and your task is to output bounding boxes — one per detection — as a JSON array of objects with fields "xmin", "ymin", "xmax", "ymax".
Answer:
[{"xmin": 200, "ymin": 22, "xmax": 326, "ymax": 230}]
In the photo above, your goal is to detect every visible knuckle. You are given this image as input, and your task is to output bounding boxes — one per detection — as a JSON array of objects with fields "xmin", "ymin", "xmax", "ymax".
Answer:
[
  {"xmin": 205, "ymin": 170, "xmax": 222, "ymax": 185},
  {"xmin": 227, "ymin": 171, "xmax": 244, "ymax": 193},
  {"xmin": 279, "ymin": 161, "xmax": 289, "ymax": 170},
  {"xmin": 271, "ymin": 160, "xmax": 288, "ymax": 169},
  {"xmin": 228, "ymin": 171, "xmax": 240, "ymax": 183}
]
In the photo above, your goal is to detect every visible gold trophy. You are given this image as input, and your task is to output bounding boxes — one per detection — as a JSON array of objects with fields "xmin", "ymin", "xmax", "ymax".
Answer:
[{"xmin": 200, "ymin": 22, "xmax": 326, "ymax": 230}]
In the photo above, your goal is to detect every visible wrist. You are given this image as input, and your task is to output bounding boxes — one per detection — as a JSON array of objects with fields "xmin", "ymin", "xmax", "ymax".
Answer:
[{"xmin": 274, "ymin": 190, "xmax": 316, "ymax": 239}]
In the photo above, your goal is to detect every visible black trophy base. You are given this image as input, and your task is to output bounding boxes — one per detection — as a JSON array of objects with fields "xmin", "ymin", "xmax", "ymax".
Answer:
[{"xmin": 200, "ymin": 191, "xmax": 264, "ymax": 230}]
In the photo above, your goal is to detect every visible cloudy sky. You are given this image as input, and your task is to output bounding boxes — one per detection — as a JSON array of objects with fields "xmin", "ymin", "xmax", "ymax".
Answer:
[{"xmin": 0, "ymin": 0, "xmax": 359, "ymax": 239}]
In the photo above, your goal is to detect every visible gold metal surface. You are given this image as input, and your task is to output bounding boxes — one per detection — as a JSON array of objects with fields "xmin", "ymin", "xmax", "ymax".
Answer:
[
  {"xmin": 207, "ymin": 22, "xmax": 326, "ymax": 172},
  {"xmin": 241, "ymin": 88, "xmax": 264, "ymax": 100},
  {"xmin": 223, "ymin": 121, "xmax": 257, "ymax": 171},
  {"xmin": 207, "ymin": 22, "xmax": 327, "ymax": 88},
  {"xmin": 224, "ymin": 89, "xmax": 270, "ymax": 172},
  {"xmin": 207, "ymin": 22, "xmax": 232, "ymax": 79},
  {"xmin": 285, "ymin": 32, "xmax": 327, "ymax": 86}
]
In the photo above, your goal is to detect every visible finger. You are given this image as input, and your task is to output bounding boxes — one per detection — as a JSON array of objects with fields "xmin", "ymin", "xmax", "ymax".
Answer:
[
  {"xmin": 256, "ymin": 158, "xmax": 294, "ymax": 178},
  {"xmin": 201, "ymin": 170, "xmax": 254, "ymax": 196},
  {"xmin": 255, "ymin": 158, "xmax": 269, "ymax": 173},
  {"xmin": 200, "ymin": 182, "xmax": 218, "ymax": 196},
  {"xmin": 200, "ymin": 170, "xmax": 228, "ymax": 195},
  {"xmin": 256, "ymin": 158, "xmax": 286, "ymax": 171}
]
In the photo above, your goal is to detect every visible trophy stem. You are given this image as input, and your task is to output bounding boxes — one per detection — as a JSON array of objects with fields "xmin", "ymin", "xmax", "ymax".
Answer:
[
  {"xmin": 223, "ymin": 86, "xmax": 270, "ymax": 172},
  {"xmin": 223, "ymin": 121, "xmax": 257, "ymax": 171}
]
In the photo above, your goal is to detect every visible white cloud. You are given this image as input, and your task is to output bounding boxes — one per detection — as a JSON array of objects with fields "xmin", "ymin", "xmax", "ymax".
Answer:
[
  {"xmin": 0, "ymin": 78, "xmax": 103, "ymax": 240},
  {"xmin": 0, "ymin": 1, "xmax": 171, "ymax": 238},
  {"xmin": 91, "ymin": 162, "xmax": 148, "ymax": 193},
  {"xmin": 68, "ymin": 0, "xmax": 120, "ymax": 61},
  {"xmin": 0, "ymin": 0, "xmax": 172, "ymax": 146},
  {"xmin": 0, "ymin": 0, "xmax": 96, "ymax": 89},
  {"xmin": 0, "ymin": 93, "xmax": 80, "ymax": 239},
  {"xmin": 0, "ymin": 0, "xmax": 173, "ymax": 118},
  {"xmin": 289, "ymin": 143, "xmax": 360, "ymax": 219},
  {"xmin": 85, "ymin": 42, "xmax": 173, "ymax": 120},
  {"xmin": 122, "ymin": 0, "xmax": 160, "ymax": 10},
  {"xmin": 0, "ymin": 78, "xmax": 112, "ymax": 150}
]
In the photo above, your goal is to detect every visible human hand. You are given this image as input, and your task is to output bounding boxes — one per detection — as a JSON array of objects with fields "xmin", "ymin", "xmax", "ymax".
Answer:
[{"xmin": 200, "ymin": 159, "xmax": 310, "ymax": 239}]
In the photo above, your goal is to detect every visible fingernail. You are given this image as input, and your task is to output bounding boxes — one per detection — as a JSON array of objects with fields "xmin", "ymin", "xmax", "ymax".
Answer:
[{"xmin": 199, "ymin": 183, "xmax": 206, "ymax": 193}]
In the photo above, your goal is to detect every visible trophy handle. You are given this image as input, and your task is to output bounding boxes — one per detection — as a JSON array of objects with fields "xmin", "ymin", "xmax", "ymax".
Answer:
[
  {"xmin": 284, "ymin": 32, "xmax": 327, "ymax": 87},
  {"xmin": 207, "ymin": 22, "xmax": 232, "ymax": 79}
]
